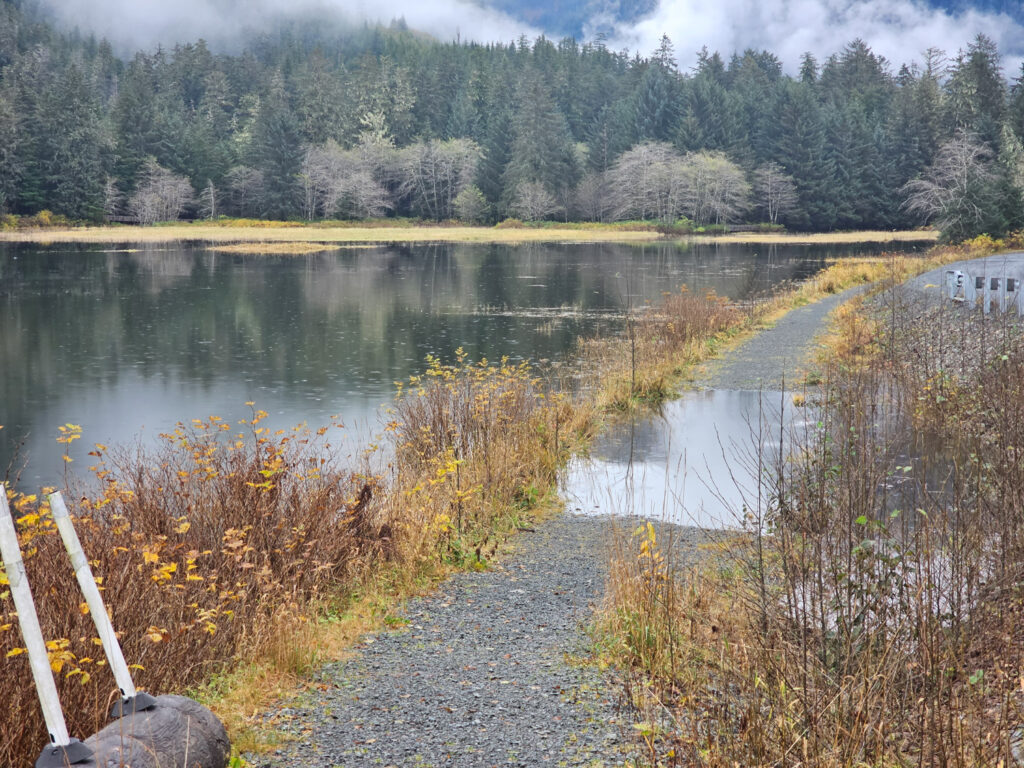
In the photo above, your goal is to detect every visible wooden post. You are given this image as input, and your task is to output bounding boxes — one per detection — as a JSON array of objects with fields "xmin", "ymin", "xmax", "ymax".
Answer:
[{"xmin": 0, "ymin": 485, "xmax": 92, "ymax": 767}]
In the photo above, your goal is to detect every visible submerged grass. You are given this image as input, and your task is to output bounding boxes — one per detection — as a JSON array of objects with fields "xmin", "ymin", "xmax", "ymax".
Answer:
[{"xmin": 206, "ymin": 242, "xmax": 343, "ymax": 255}]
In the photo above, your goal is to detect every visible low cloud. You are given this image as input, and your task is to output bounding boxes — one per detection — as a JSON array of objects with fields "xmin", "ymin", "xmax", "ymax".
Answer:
[
  {"xmin": 595, "ymin": 0, "xmax": 1024, "ymax": 73},
  {"xmin": 39, "ymin": 0, "xmax": 537, "ymax": 53},
  {"xmin": 38, "ymin": 0, "xmax": 1024, "ymax": 75}
]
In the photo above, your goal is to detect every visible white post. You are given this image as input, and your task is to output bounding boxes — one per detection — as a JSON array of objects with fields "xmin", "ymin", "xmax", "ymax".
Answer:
[
  {"xmin": 49, "ymin": 492, "xmax": 136, "ymax": 701},
  {"xmin": 0, "ymin": 486, "xmax": 71, "ymax": 747}
]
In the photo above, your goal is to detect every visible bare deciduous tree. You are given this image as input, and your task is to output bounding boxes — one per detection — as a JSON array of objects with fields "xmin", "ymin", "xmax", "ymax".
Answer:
[
  {"xmin": 198, "ymin": 180, "xmax": 218, "ymax": 220},
  {"xmin": 753, "ymin": 162, "xmax": 798, "ymax": 225},
  {"xmin": 679, "ymin": 151, "xmax": 751, "ymax": 226},
  {"xmin": 573, "ymin": 172, "xmax": 615, "ymax": 222},
  {"xmin": 902, "ymin": 131, "xmax": 1002, "ymax": 240},
  {"xmin": 300, "ymin": 139, "xmax": 394, "ymax": 220},
  {"xmin": 510, "ymin": 180, "xmax": 559, "ymax": 221},
  {"xmin": 397, "ymin": 138, "xmax": 481, "ymax": 220},
  {"xmin": 607, "ymin": 141, "xmax": 687, "ymax": 223},
  {"xmin": 129, "ymin": 158, "xmax": 193, "ymax": 225}
]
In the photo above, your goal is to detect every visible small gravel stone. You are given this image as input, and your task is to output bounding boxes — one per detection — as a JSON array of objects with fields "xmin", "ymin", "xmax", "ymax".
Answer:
[
  {"xmin": 247, "ymin": 515, "xmax": 708, "ymax": 767},
  {"xmin": 700, "ymin": 285, "xmax": 866, "ymax": 390}
]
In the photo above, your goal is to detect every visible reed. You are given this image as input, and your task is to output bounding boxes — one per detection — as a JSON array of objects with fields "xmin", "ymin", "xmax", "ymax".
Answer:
[
  {"xmin": 0, "ymin": 354, "xmax": 588, "ymax": 766},
  {"xmin": 598, "ymin": 236, "xmax": 1024, "ymax": 765}
]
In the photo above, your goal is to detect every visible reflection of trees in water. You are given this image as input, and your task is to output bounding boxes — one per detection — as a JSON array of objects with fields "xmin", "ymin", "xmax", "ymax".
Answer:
[{"xmin": 0, "ymin": 240, "xmax": 913, "ymax": 472}]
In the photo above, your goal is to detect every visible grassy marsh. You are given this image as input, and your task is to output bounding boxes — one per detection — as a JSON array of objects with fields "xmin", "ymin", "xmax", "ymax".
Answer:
[{"xmin": 0, "ymin": 222, "xmax": 662, "ymax": 245}]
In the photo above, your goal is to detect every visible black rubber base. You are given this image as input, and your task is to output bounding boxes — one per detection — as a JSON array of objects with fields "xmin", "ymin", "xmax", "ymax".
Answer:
[
  {"xmin": 110, "ymin": 691, "xmax": 159, "ymax": 719},
  {"xmin": 35, "ymin": 738, "xmax": 93, "ymax": 768}
]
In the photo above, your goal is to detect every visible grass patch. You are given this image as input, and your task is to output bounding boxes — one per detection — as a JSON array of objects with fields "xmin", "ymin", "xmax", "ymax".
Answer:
[
  {"xmin": 206, "ymin": 242, "xmax": 343, "ymax": 255},
  {"xmin": 0, "ymin": 223, "xmax": 663, "ymax": 245},
  {"xmin": 686, "ymin": 228, "xmax": 939, "ymax": 245}
]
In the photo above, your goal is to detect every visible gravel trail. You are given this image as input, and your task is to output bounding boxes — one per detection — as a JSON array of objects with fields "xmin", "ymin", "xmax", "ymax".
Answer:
[
  {"xmin": 251, "ymin": 516, "xmax": 707, "ymax": 767},
  {"xmin": 698, "ymin": 285, "xmax": 865, "ymax": 390},
  {"xmin": 247, "ymin": 285, "xmax": 858, "ymax": 766}
]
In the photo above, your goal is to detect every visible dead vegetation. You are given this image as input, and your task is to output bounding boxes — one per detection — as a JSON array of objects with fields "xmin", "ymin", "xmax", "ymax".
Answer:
[
  {"xmin": 597, "ymin": 232, "xmax": 1024, "ymax": 766},
  {"xmin": 0, "ymin": 353, "xmax": 591, "ymax": 766}
]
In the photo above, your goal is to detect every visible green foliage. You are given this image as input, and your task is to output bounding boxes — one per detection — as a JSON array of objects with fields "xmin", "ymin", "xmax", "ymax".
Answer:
[
  {"xmin": 453, "ymin": 184, "xmax": 490, "ymax": 224},
  {"xmin": 0, "ymin": 4, "xmax": 1022, "ymax": 231}
]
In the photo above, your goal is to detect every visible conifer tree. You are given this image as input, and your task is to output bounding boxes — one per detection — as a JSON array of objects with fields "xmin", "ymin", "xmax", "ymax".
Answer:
[{"xmin": 249, "ymin": 74, "xmax": 303, "ymax": 219}]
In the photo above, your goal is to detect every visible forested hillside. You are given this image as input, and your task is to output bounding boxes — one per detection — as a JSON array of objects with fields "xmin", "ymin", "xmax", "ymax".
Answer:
[{"xmin": 1, "ymin": 0, "xmax": 1024, "ymax": 236}]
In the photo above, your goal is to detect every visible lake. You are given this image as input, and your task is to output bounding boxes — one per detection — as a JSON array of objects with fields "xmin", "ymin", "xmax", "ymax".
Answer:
[{"xmin": 1, "ymin": 239, "xmax": 921, "ymax": 489}]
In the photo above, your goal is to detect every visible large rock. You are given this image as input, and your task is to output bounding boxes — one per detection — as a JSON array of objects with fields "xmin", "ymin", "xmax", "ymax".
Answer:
[{"xmin": 81, "ymin": 695, "xmax": 229, "ymax": 768}]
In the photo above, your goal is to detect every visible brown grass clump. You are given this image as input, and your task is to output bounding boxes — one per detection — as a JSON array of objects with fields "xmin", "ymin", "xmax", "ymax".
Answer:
[
  {"xmin": 0, "ymin": 353, "xmax": 587, "ymax": 767},
  {"xmin": 582, "ymin": 288, "xmax": 743, "ymax": 411},
  {"xmin": 598, "ymin": 237, "xmax": 1024, "ymax": 766}
]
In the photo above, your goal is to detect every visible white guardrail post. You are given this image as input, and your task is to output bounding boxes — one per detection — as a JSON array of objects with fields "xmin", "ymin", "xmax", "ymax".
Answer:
[
  {"xmin": 0, "ymin": 484, "xmax": 93, "ymax": 768},
  {"xmin": 49, "ymin": 492, "xmax": 157, "ymax": 718}
]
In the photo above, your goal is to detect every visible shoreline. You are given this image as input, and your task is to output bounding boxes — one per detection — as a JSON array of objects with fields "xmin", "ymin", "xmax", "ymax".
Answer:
[{"xmin": 0, "ymin": 224, "xmax": 938, "ymax": 246}]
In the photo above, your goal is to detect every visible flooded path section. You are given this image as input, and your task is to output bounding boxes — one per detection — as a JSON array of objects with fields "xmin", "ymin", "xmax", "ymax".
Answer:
[{"xmin": 564, "ymin": 285, "xmax": 865, "ymax": 528}]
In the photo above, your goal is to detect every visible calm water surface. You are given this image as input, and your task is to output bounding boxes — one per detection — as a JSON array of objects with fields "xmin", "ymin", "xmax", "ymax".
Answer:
[
  {"xmin": 563, "ymin": 389, "xmax": 809, "ymax": 528},
  {"xmin": 1, "ymin": 239, "xmax": 919, "ymax": 489}
]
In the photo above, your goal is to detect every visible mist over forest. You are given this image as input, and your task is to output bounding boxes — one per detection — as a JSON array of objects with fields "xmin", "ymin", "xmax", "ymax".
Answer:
[{"xmin": 2, "ymin": 0, "xmax": 1024, "ymax": 237}]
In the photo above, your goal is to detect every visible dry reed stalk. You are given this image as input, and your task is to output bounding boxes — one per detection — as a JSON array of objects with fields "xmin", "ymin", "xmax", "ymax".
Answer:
[{"xmin": 598, "ymin": 235, "xmax": 1024, "ymax": 766}]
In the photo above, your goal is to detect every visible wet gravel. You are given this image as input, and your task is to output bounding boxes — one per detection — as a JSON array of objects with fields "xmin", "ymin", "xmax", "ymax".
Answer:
[
  {"xmin": 249, "ymin": 515, "xmax": 709, "ymax": 768},
  {"xmin": 700, "ymin": 286, "xmax": 866, "ymax": 390}
]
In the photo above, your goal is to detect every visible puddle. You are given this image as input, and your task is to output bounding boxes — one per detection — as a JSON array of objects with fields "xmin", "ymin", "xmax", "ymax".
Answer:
[{"xmin": 562, "ymin": 389, "xmax": 808, "ymax": 529}]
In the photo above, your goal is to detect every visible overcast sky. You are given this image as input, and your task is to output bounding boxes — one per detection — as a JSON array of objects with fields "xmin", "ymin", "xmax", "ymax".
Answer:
[{"xmin": 39, "ymin": 0, "xmax": 1024, "ymax": 73}]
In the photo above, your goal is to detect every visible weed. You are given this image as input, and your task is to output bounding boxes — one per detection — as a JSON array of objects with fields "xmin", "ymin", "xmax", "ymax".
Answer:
[{"xmin": 598, "ymin": 234, "xmax": 1024, "ymax": 766}]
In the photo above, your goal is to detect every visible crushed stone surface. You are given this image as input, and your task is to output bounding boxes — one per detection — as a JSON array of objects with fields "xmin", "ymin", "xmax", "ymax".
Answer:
[
  {"xmin": 699, "ymin": 286, "xmax": 865, "ymax": 390},
  {"xmin": 249, "ymin": 515, "xmax": 709, "ymax": 768}
]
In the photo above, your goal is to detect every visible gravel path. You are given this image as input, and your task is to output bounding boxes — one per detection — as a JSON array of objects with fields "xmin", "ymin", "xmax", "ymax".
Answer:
[
  {"xmin": 246, "ymin": 285, "xmax": 859, "ymax": 767},
  {"xmin": 250, "ymin": 516, "xmax": 707, "ymax": 767},
  {"xmin": 699, "ymin": 286, "xmax": 865, "ymax": 390}
]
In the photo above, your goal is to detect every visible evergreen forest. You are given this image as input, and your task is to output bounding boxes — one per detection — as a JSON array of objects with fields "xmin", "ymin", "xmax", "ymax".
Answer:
[{"xmin": 2, "ymin": 0, "xmax": 1024, "ymax": 238}]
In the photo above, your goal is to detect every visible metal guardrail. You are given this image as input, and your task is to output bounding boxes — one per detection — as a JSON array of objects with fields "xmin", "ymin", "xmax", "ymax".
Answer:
[{"xmin": 945, "ymin": 269, "xmax": 1023, "ymax": 314}]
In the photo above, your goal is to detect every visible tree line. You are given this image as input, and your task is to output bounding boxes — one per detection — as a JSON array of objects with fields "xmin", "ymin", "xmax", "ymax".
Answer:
[{"xmin": 1, "ymin": 0, "xmax": 1024, "ymax": 237}]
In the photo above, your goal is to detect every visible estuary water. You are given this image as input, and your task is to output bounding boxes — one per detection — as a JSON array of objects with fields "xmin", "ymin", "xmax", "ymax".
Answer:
[{"xmin": 1, "ymin": 239, "xmax": 918, "ymax": 490}]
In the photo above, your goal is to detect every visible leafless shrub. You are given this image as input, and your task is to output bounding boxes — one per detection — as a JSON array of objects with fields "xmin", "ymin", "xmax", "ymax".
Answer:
[{"xmin": 129, "ymin": 158, "xmax": 193, "ymax": 225}]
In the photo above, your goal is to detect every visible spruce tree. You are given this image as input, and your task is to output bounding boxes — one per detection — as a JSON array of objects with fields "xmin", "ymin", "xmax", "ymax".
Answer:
[{"xmin": 249, "ymin": 73, "xmax": 303, "ymax": 219}]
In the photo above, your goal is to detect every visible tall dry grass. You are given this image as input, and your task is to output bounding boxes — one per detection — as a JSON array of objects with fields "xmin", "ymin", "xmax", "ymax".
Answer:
[
  {"xmin": 598, "ymin": 237, "xmax": 1024, "ymax": 766},
  {"xmin": 0, "ymin": 355, "xmax": 586, "ymax": 767},
  {"xmin": 582, "ymin": 288, "xmax": 744, "ymax": 411},
  {"xmin": 580, "ymin": 246, "xmax": 968, "ymax": 414}
]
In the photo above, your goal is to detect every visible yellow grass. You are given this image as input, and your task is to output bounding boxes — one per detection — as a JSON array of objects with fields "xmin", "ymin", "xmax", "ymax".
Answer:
[
  {"xmin": 206, "ymin": 242, "xmax": 344, "ymax": 254},
  {"xmin": 0, "ymin": 224, "xmax": 662, "ymax": 245},
  {"xmin": 0, "ymin": 224, "xmax": 943, "ymax": 246},
  {"xmin": 687, "ymin": 229, "xmax": 939, "ymax": 244}
]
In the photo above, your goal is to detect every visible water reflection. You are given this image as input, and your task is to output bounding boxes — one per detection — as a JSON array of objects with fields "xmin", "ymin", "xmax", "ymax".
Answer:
[
  {"xmin": 0, "ymin": 239, "xmax": 918, "ymax": 486},
  {"xmin": 563, "ymin": 390, "xmax": 806, "ymax": 529}
]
